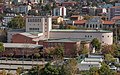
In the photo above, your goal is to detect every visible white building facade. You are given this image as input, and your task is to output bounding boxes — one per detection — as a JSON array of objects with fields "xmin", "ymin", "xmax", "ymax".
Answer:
[
  {"xmin": 26, "ymin": 16, "xmax": 52, "ymax": 39},
  {"xmin": 53, "ymin": 7, "xmax": 66, "ymax": 17},
  {"xmin": 50, "ymin": 30, "xmax": 113, "ymax": 45}
]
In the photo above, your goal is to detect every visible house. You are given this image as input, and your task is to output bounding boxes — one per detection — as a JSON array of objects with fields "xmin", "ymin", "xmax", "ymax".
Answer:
[
  {"xmin": 61, "ymin": 2, "xmax": 77, "ymax": 7},
  {"xmin": 70, "ymin": 15, "xmax": 83, "ymax": 21},
  {"xmin": 73, "ymin": 20, "xmax": 86, "ymax": 28},
  {"xmin": 17, "ymin": 5, "xmax": 32, "ymax": 14},
  {"xmin": 108, "ymin": 6, "xmax": 120, "ymax": 20},
  {"xmin": 111, "ymin": 16, "xmax": 120, "ymax": 22},
  {"xmin": 52, "ymin": 16, "xmax": 63, "ymax": 24}
]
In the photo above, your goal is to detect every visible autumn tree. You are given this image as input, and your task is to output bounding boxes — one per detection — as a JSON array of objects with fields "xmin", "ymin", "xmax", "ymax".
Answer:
[{"xmin": 61, "ymin": 58, "xmax": 78, "ymax": 75}]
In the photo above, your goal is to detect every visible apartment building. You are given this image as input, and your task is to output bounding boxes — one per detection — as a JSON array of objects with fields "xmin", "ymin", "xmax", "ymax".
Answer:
[
  {"xmin": 53, "ymin": 6, "xmax": 66, "ymax": 17},
  {"xmin": 108, "ymin": 6, "xmax": 120, "ymax": 20}
]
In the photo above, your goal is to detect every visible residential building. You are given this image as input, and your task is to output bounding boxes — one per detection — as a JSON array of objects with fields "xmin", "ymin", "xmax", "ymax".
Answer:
[
  {"xmin": 3, "ymin": 14, "xmax": 16, "ymax": 26},
  {"xmin": 17, "ymin": 5, "xmax": 31, "ymax": 14},
  {"xmin": 108, "ymin": 6, "xmax": 120, "ymax": 20},
  {"xmin": 53, "ymin": 6, "xmax": 66, "ymax": 17},
  {"xmin": 70, "ymin": 15, "xmax": 83, "ymax": 21},
  {"xmin": 52, "ymin": 16, "xmax": 63, "ymax": 24},
  {"xmin": 61, "ymin": 2, "xmax": 77, "ymax": 7}
]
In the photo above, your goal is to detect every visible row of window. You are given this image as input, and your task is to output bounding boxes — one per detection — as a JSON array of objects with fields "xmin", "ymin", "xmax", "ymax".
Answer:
[
  {"xmin": 85, "ymin": 35, "xmax": 110, "ymax": 38},
  {"xmin": 29, "ymin": 28, "xmax": 39, "ymax": 31},
  {"xmin": 86, "ymin": 24, "xmax": 102, "ymax": 28},
  {"xmin": 28, "ymin": 18, "xmax": 48, "ymax": 22},
  {"xmin": 48, "ymin": 43, "xmax": 64, "ymax": 47}
]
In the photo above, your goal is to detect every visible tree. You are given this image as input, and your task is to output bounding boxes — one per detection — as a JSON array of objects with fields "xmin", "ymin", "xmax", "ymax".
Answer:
[
  {"xmin": 28, "ymin": 10, "xmax": 38, "ymax": 16},
  {"xmin": 91, "ymin": 38, "xmax": 101, "ymax": 51},
  {"xmin": 89, "ymin": 67, "xmax": 99, "ymax": 75},
  {"xmin": 105, "ymin": 54, "xmax": 115, "ymax": 63},
  {"xmin": 40, "ymin": 63, "xmax": 60, "ymax": 75},
  {"xmin": 16, "ymin": 67, "xmax": 23, "ymax": 75},
  {"xmin": 44, "ymin": 45, "xmax": 64, "ymax": 60},
  {"xmin": 60, "ymin": 58, "xmax": 77, "ymax": 75},
  {"xmin": 0, "ymin": 69, "xmax": 7, "ymax": 75},
  {"xmin": 83, "ymin": 15, "xmax": 93, "ymax": 20},
  {"xmin": 99, "ymin": 63, "xmax": 113, "ymax": 75},
  {"xmin": 80, "ymin": 43, "xmax": 89, "ymax": 55},
  {"xmin": 101, "ymin": 44, "xmax": 117, "ymax": 55},
  {"xmin": 7, "ymin": 15, "xmax": 25, "ymax": 29},
  {"xmin": 34, "ymin": 53, "xmax": 40, "ymax": 61},
  {"xmin": 0, "ymin": 42, "xmax": 4, "ymax": 52}
]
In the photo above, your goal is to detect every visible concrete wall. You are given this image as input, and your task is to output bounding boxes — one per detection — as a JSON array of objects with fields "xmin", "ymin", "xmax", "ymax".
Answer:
[{"xmin": 50, "ymin": 31, "xmax": 113, "ymax": 45}]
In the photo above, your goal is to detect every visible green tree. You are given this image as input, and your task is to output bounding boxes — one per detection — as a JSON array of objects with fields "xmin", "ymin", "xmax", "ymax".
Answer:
[
  {"xmin": 40, "ymin": 63, "xmax": 60, "ymax": 75},
  {"xmin": 99, "ymin": 63, "xmax": 113, "ymax": 75},
  {"xmin": 91, "ymin": 38, "xmax": 101, "ymax": 51},
  {"xmin": 0, "ymin": 42, "xmax": 4, "ymax": 52},
  {"xmin": 7, "ymin": 15, "xmax": 25, "ymax": 29},
  {"xmin": 105, "ymin": 54, "xmax": 115, "ymax": 63}
]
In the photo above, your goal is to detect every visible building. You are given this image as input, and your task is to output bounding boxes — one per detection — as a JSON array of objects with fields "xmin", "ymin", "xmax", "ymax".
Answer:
[
  {"xmin": 70, "ymin": 15, "xmax": 83, "ymax": 21},
  {"xmin": 85, "ymin": 17, "xmax": 103, "ymax": 29},
  {"xmin": 50, "ymin": 29, "xmax": 113, "ymax": 45},
  {"xmin": 108, "ymin": 6, "xmax": 120, "ymax": 20},
  {"xmin": 7, "ymin": 29, "xmax": 25, "ymax": 42},
  {"xmin": 43, "ymin": 38, "xmax": 90, "ymax": 57},
  {"xmin": 9, "ymin": 16, "xmax": 113, "ymax": 46},
  {"xmin": 26, "ymin": 16, "xmax": 52, "ymax": 39},
  {"xmin": 77, "ymin": 54, "xmax": 104, "ymax": 71},
  {"xmin": 17, "ymin": 5, "xmax": 31, "ymax": 14},
  {"xmin": 53, "ymin": 6, "xmax": 66, "ymax": 17},
  {"xmin": 61, "ymin": 2, "xmax": 77, "ymax": 7},
  {"xmin": 3, "ymin": 14, "xmax": 16, "ymax": 26},
  {"xmin": 2, "ymin": 43, "xmax": 43, "ymax": 57},
  {"xmin": 52, "ymin": 16, "xmax": 63, "ymax": 24}
]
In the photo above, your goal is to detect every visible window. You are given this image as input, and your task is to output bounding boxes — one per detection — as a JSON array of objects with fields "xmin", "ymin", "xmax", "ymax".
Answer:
[
  {"xmin": 85, "ymin": 35, "xmax": 87, "ymax": 37},
  {"xmin": 102, "ymin": 36, "xmax": 104, "ymax": 37},
  {"xmin": 45, "ymin": 19, "xmax": 47, "ymax": 22}
]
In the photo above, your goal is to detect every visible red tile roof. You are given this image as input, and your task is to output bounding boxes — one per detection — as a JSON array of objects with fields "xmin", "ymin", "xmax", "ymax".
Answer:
[
  {"xmin": 102, "ymin": 21, "xmax": 115, "ymax": 25},
  {"xmin": 111, "ymin": 6, "xmax": 120, "ymax": 8},
  {"xmin": 111, "ymin": 16, "xmax": 120, "ymax": 20},
  {"xmin": 74, "ymin": 20, "xmax": 86, "ymax": 25}
]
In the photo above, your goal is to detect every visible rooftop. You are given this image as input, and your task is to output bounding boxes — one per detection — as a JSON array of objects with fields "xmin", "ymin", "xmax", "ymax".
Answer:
[
  {"xmin": 3, "ymin": 43, "xmax": 43, "ymax": 48},
  {"xmin": 51, "ymin": 29, "xmax": 112, "ymax": 33},
  {"xmin": 74, "ymin": 20, "xmax": 86, "ymax": 25},
  {"xmin": 8, "ymin": 29, "xmax": 25, "ymax": 32}
]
